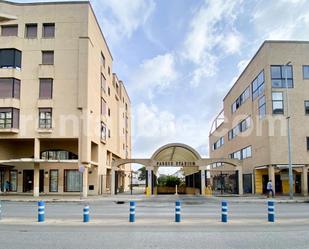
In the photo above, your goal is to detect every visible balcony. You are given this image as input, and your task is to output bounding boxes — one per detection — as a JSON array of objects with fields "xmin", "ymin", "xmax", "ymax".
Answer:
[{"xmin": 209, "ymin": 109, "xmax": 224, "ymax": 135}]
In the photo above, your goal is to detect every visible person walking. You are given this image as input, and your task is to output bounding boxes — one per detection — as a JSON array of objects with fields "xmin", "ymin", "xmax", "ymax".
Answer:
[{"xmin": 267, "ymin": 179, "xmax": 274, "ymax": 198}]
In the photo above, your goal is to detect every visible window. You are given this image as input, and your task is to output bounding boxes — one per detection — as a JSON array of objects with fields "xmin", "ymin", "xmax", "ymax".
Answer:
[
  {"xmin": 108, "ymin": 129, "xmax": 111, "ymax": 138},
  {"xmin": 307, "ymin": 137, "xmax": 309, "ymax": 151},
  {"xmin": 1, "ymin": 25, "xmax": 18, "ymax": 36},
  {"xmin": 43, "ymin": 23, "xmax": 55, "ymax": 38},
  {"xmin": 108, "ymin": 66, "xmax": 111, "ymax": 75},
  {"xmin": 101, "ymin": 98, "xmax": 106, "ymax": 115},
  {"xmin": 101, "ymin": 74, "xmax": 106, "ymax": 92},
  {"xmin": 305, "ymin": 101, "xmax": 309, "ymax": 115},
  {"xmin": 0, "ymin": 108, "xmax": 19, "ymax": 129},
  {"xmin": 231, "ymin": 86, "xmax": 250, "ymax": 113},
  {"xmin": 64, "ymin": 170, "xmax": 80, "ymax": 192},
  {"xmin": 0, "ymin": 78, "xmax": 20, "ymax": 99},
  {"xmin": 303, "ymin": 66, "xmax": 309, "ymax": 79},
  {"xmin": 100, "ymin": 52, "xmax": 105, "ymax": 67},
  {"xmin": 25, "ymin": 24, "xmax": 37, "ymax": 38},
  {"xmin": 271, "ymin": 65, "xmax": 293, "ymax": 88},
  {"xmin": 39, "ymin": 78, "xmax": 53, "ymax": 99},
  {"xmin": 230, "ymin": 146, "xmax": 252, "ymax": 160},
  {"xmin": 39, "ymin": 108, "xmax": 52, "ymax": 129},
  {"xmin": 49, "ymin": 170, "xmax": 58, "ymax": 192},
  {"xmin": 252, "ymin": 70, "xmax": 265, "ymax": 100},
  {"xmin": 272, "ymin": 92, "xmax": 284, "ymax": 114},
  {"xmin": 212, "ymin": 136, "xmax": 224, "ymax": 150},
  {"xmin": 242, "ymin": 146, "xmax": 252, "ymax": 159},
  {"xmin": 101, "ymin": 122, "xmax": 107, "ymax": 140},
  {"xmin": 42, "ymin": 51, "xmax": 54, "ymax": 65},
  {"xmin": 258, "ymin": 95, "xmax": 266, "ymax": 119},
  {"xmin": 240, "ymin": 116, "xmax": 251, "ymax": 132},
  {"xmin": 108, "ymin": 87, "xmax": 110, "ymax": 96},
  {"xmin": 9, "ymin": 170, "xmax": 17, "ymax": 192},
  {"xmin": 0, "ymin": 49, "xmax": 22, "ymax": 69},
  {"xmin": 41, "ymin": 150, "xmax": 78, "ymax": 160},
  {"xmin": 108, "ymin": 108, "xmax": 111, "ymax": 117}
]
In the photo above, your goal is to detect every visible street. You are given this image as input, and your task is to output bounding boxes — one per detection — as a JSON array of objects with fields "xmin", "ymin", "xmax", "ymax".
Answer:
[{"xmin": 0, "ymin": 197, "xmax": 309, "ymax": 249}]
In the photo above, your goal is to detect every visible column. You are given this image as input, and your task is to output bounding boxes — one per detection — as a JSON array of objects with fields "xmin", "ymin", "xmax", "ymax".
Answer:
[
  {"xmin": 200, "ymin": 169, "xmax": 206, "ymax": 195},
  {"xmin": 111, "ymin": 168, "xmax": 116, "ymax": 195},
  {"xmin": 33, "ymin": 163, "xmax": 40, "ymax": 197},
  {"xmin": 146, "ymin": 167, "xmax": 153, "ymax": 196},
  {"xmin": 238, "ymin": 167, "xmax": 243, "ymax": 195},
  {"xmin": 268, "ymin": 165, "xmax": 275, "ymax": 195},
  {"xmin": 82, "ymin": 166, "xmax": 88, "ymax": 198},
  {"xmin": 302, "ymin": 166, "xmax": 308, "ymax": 196},
  {"xmin": 34, "ymin": 138, "xmax": 40, "ymax": 159}
]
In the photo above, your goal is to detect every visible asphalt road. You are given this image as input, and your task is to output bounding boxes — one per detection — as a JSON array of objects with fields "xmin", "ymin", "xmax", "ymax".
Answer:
[{"xmin": 0, "ymin": 199, "xmax": 309, "ymax": 249}]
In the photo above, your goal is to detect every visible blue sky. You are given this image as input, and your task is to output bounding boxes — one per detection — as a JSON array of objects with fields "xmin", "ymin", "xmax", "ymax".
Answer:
[{"xmin": 14, "ymin": 0, "xmax": 309, "ymax": 160}]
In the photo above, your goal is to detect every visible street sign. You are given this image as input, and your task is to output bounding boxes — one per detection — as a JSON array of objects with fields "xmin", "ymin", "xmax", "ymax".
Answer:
[{"xmin": 79, "ymin": 165, "xmax": 85, "ymax": 173}]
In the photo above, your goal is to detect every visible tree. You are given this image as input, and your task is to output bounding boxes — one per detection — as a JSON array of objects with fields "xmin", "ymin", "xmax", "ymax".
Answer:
[
  {"xmin": 158, "ymin": 175, "xmax": 181, "ymax": 187},
  {"xmin": 138, "ymin": 166, "xmax": 146, "ymax": 181}
]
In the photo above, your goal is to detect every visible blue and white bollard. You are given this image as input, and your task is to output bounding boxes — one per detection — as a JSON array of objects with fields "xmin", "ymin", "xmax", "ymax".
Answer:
[
  {"xmin": 38, "ymin": 201, "xmax": 45, "ymax": 222},
  {"xmin": 268, "ymin": 201, "xmax": 275, "ymax": 222},
  {"xmin": 175, "ymin": 200, "xmax": 181, "ymax": 222},
  {"xmin": 221, "ymin": 201, "xmax": 228, "ymax": 223},
  {"xmin": 129, "ymin": 201, "xmax": 136, "ymax": 222},
  {"xmin": 83, "ymin": 205, "xmax": 90, "ymax": 223}
]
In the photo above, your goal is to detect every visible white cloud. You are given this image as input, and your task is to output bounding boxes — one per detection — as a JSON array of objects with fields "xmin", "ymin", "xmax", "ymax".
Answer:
[
  {"xmin": 92, "ymin": 0, "xmax": 155, "ymax": 42},
  {"xmin": 252, "ymin": 0, "xmax": 309, "ymax": 41},
  {"xmin": 132, "ymin": 103, "xmax": 210, "ymax": 158},
  {"xmin": 133, "ymin": 53, "xmax": 179, "ymax": 95},
  {"xmin": 182, "ymin": 0, "xmax": 244, "ymax": 86}
]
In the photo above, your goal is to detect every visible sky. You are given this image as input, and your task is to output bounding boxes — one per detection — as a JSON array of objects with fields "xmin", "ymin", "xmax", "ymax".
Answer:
[{"xmin": 12, "ymin": 0, "xmax": 309, "ymax": 166}]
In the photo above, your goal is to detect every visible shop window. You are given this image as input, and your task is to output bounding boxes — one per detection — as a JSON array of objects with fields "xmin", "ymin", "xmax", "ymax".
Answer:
[{"xmin": 64, "ymin": 170, "xmax": 80, "ymax": 192}]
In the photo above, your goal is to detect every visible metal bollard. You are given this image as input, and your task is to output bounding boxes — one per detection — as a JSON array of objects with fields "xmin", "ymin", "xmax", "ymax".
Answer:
[
  {"xmin": 83, "ymin": 205, "xmax": 90, "ymax": 223},
  {"xmin": 268, "ymin": 201, "xmax": 275, "ymax": 222},
  {"xmin": 175, "ymin": 200, "xmax": 181, "ymax": 222},
  {"xmin": 221, "ymin": 201, "xmax": 228, "ymax": 223},
  {"xmin": 38, "ymin": 201, "xmax": 45, "ymax": 222},
  {"xmin": 129, "ymin": 201, "xmax": 136, "ymax": 222}
]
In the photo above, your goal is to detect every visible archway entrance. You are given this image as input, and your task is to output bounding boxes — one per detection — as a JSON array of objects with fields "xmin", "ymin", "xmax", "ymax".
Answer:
[{"xmin": 112, "ymin": 143, "xmax": 243, "ymax": 196}]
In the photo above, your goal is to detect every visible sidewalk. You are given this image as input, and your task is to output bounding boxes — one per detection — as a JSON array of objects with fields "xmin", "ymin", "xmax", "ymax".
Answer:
[{"xmin": 0, "ymin": 193, "xmax": 308, "ymax": 203}]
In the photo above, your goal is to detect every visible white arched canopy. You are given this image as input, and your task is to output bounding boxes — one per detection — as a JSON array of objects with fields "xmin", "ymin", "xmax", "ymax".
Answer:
[{"xmin": 151, "ymin": 143, "xmax": 201, "ymax": 162}]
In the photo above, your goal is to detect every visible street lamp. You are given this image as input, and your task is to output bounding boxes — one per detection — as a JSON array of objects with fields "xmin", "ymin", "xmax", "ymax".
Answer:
[{"xmin": 284, "ymin": 61, "xmax": 293, "ymax": 199}]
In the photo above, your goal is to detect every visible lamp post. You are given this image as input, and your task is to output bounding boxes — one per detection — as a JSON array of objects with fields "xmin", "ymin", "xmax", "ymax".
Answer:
[{"xmin": 284, "ymin": 61, "xmax": 293, "ymax": 199}]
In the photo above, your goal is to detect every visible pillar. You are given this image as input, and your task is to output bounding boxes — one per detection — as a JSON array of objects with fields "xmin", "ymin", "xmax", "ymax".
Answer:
[
  {"xmin": 34, "ymin": 138, "xmax": 40, "ymax": 159},
  {"xmin": 146, "ymin": 167, "xmax": 153, "ymax": 196},
  {"xmin": 302, "ymin": 166, "xmax": 308, "ymax": 196},
  {"xmin": 268, "ymin": 165, "xmax": 275, "ymax": 195},
  {"xmin": 200, "ymin": 169, "xmax": 206, "ymax": 195},
  {"xmin": 33, "ymin": 163, "xmax": 40, "ymax": 197},
  {"xmin": 238, "ymin": 167, "xmax": 243, "ymax": 195},
  {"xmin": 111, "ymin": 168, "xmax": 116, "ymax": 195},
  {"xmin": 82, "ymin": 167, "xmax": 88, "ymax": 198}
]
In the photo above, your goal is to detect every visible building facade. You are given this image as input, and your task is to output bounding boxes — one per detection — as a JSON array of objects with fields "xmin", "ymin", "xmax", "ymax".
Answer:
[
  {"xmin": 0, "ymin": 0, "xmax": 131, "ymax": 197},
  {"xmin": 209, "ymin": 41, "xmax": 309, "ymax": 196}
]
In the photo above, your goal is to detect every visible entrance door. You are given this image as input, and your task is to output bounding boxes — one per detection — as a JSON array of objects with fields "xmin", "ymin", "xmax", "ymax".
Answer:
[
  {"xmin": 39, "ymin": 170, "xmax": 44, "ymax": 193},
  {"xmin": 275, "ymin": 174, "xmax": 282, "ymax": 193},
  {"xmin": 262, "ymin": 175, "xmax": 268, "ymax": 194},
  {"xmin": 23, "ymin": 170, "xmax": 34, "ymax": 192}
]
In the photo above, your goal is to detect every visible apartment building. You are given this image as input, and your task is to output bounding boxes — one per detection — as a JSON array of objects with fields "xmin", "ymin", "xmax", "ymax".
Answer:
[
  {"xmin": 0, "ymin": 0, "xmax": 131, "ymax": 197},
  {"xmin": 209, "ymin": 41, "xmax": 309, "ymax": 196}
]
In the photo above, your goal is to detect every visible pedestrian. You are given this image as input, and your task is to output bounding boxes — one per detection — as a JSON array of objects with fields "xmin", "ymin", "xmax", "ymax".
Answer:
[
  {"xmin": 4, "ymin": 180, "xmax": 10, "ymax": 192},
  {"xmin": 267, "ymin": 179, "xmax": 274, "ymax": 198}
]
